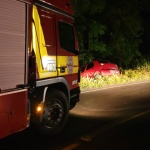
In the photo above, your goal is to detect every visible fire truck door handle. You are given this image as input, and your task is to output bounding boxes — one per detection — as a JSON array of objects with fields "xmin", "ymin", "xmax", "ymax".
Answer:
[
  {"xmin": 42, "ymin": 44, "xmax": 50, "ymax": 47},
  {"xmin": 59, "ymin": 67, "xmax": 65, "ymax": 73}
]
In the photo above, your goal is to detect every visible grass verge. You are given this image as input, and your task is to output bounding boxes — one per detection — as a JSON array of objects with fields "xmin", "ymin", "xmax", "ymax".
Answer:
[{"xmin": 80, "ymin": 69, "xmax": 150, "ymax": 91}]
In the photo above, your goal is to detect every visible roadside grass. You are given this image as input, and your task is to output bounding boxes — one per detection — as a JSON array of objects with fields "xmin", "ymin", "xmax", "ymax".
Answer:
[{"xmin": 80, "ymin": 63, "xmax": 150, "ymax": 91}]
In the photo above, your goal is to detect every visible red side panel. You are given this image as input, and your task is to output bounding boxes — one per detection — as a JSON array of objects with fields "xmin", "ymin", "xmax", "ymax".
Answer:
[
  {"xmin": 0, "ymin": 96, "xmax": 10, "ymax": 139},
  {"xmin": 0, "ymin": 89, "xmax": 28, "ymax": 139},
  {"xmin": 39, "ymin": 0, "xmax": 74, "ymax": 15},
  {"xmin": 37, "ymin": 7, "xmax": 56, "ymax": 56}
]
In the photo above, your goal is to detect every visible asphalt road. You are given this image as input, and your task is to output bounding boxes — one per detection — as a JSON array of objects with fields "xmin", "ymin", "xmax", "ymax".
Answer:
[{"xmin": 0, "ymin": 80, "xmax": 150, "ymax": 150}]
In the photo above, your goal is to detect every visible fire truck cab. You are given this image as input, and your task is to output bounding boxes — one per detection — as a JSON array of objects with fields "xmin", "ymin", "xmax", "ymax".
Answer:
[
  {"xmin": 0, "ymin": 0, "xmax": 80, "ymax": 138},
  {"xmin": 28, "ymin": 0, "xmax": 80, "ymax": 136}
]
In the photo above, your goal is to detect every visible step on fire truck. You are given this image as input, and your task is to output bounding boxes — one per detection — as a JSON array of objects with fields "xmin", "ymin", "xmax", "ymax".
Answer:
[{"xmin": 0, "ymin": 0, "xmax": 80, "ymax": 139}]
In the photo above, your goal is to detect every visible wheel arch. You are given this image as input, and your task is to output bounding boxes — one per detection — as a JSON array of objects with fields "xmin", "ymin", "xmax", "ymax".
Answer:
[{"xmin": 36, "ymin": 77, "xmax": 70, "ymax": 104}]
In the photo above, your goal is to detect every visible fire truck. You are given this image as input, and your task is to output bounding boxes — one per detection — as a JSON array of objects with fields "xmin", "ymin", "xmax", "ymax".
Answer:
[{"xmin": 0, "ymin": 0, "xmax": 80, "ymax": 139}]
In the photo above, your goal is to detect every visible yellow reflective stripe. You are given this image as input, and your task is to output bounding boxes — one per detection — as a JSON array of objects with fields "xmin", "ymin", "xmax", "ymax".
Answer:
[
  {"xmin": 32, "ymin": 6, "xmax": 57, "ymax": 78},
  {"xmin": 39, "ymin": 55, "xmax": 79, "ymax": 78},
  {"xmin": 32, "ymin": 21, "xmax": 43, "ymax": 72},
  {"xmin": 32, "ymin": 5, "xmax": 43, "ymax": 73},
  {"xmin": 57, "ymin": 56, "xmax": 79, "ymax": 76}
]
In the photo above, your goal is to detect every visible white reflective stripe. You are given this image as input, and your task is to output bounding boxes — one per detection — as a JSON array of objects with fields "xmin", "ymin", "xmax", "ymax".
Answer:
[
  {"xmin": 0, "ymin": 89, "xmax": 27, "ymax": 97},
  {"xmin": 42, "ymin": 87, "xmax": 48, "ymax": 103}
]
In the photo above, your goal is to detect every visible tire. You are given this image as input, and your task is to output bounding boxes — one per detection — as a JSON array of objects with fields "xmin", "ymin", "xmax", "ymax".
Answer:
[{"xmin": 37, "ymin": 89, "xmax": 69, "ymax": 136}]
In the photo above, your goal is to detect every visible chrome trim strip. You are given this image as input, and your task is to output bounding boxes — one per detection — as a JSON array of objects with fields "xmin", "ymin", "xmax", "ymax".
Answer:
[
  {"xmin": 36, "ymin": 77, "xmax": 68, "ymax": 87},
  {"xmin": 42, "ymin": 87, "xmax": 48, "ymax": 103},
  {"xmin": 0, "ymin": 89, "xmax": 27, "ymax": 96}
]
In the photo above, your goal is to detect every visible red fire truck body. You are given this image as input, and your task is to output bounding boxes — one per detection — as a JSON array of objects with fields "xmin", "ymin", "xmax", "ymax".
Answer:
[{"xmin": 0, "ymin": 0, "xmax": 80, "ymax": 139}]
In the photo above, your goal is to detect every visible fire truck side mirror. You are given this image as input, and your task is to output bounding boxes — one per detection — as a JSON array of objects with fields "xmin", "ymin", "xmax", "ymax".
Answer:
[{"xmin": 83, "ymin": 30, "xmax": 89, "ymax": 50}]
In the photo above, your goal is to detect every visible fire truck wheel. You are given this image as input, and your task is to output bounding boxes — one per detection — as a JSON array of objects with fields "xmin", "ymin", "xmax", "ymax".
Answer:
[{"xmin": 39, "ymin": 89, "xmax": 69, "ymax": 136}]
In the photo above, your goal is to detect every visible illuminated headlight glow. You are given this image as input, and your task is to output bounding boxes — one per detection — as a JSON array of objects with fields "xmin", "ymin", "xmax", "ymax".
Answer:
[{"xmin": 36, "ymin": 103, "xmax": 44, "ymax": 113}]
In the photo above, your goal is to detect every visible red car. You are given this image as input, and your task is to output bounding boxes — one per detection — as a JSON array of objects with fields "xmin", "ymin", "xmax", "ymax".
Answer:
[{"xmin": 81, "ymin": 59, "xmax": 120, "ymax": 78}]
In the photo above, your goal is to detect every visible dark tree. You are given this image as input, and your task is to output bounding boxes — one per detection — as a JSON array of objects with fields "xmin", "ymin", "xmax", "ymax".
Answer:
[{"xmin": 71, "ymin": 0, "xmax": 150, "ymax": 68}]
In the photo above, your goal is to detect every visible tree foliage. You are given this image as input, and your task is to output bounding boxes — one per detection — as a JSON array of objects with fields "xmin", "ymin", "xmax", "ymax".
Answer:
[
  {"xmin": 71, "ymin": 0, "xmax": 150, "ymax": 68},
  {"xmin": 71, "ymin": 0, "xmax": 107, "ymax": 64},
  {"xmin": 102, "ymin": 0, "xmax": 143, "ymax": 68}
]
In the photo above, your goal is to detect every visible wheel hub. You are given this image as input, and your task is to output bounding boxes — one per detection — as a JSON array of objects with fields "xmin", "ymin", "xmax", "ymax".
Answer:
[{"xmin": 43, "ymin": 100, "xmax": 64, "ymax": 128}]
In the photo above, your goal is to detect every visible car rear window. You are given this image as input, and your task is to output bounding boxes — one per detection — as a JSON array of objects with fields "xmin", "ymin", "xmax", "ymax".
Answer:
[
  {"xmin": 86, "ymin": 62, "xmax": 94, "ymax": 70},
  {"xmin": 81, "ymin": 66, "xmax": 85, "ymax": 72}
]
